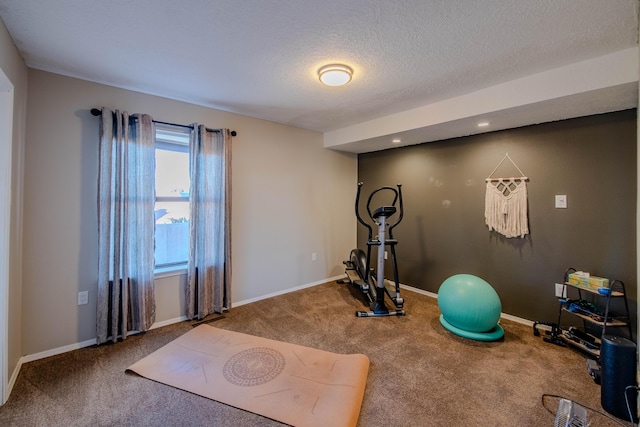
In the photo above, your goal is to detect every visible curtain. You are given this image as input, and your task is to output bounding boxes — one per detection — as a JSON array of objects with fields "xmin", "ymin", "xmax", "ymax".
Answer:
[
  {"xmin": 97, "ymin": 108, "xmax": 156, "ymax": 344},
  {"xmin": 186, "ymin": 126, "xmax": 232, "ymax": 319}
]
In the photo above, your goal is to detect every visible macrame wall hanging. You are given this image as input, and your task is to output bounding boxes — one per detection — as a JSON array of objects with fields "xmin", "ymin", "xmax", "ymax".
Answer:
[{"xmin": 485, "ymin": 153, "xmax": 529, "ymax": 238}]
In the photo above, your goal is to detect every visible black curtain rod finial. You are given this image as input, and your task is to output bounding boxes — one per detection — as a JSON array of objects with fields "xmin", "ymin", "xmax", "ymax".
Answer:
[
  {"xmin": 91, "ymin": 108, "xmax": 101, "ymax": 116},
  {"xmin": 230, "ymin": 131, "xmax": 237, "ymax": 137}
]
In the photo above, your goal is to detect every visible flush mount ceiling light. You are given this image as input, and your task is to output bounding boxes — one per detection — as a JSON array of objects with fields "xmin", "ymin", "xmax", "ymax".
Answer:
[
  {"xmin": 318, "ymin": 64, "xmax": 353, "ymax": 86},
  {"xmin": 477, "ymin": 122, "xmax": 490, "ymax": 127}
]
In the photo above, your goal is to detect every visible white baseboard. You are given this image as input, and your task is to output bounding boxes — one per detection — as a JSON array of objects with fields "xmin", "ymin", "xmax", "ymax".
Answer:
[
  {"xmin": 19, "ymin": 316, "xmax": 188, "ymax": 366},
  {"xmin": 17, "ymin": 276, "xmax": 345, "ymax": 366},
  {"xmin": 400, "ymin": 283, "xmax": 438, "ymax": 298},
  {"xmin": 6, "ymin": 356, "xmax": 22, "ymax": 403},
  {"xmin": 500, "ymin": 312, "xmax": 535, "ymax": 327},
  {"xmin": 400, "ymin": 282, "xmax": 535, "ymax": 326},
  {"xmin": 150, "ymin": 316, "xmax": 188, "ymax": 330},
  {"xmin": 21, "ymin": 337, "xmax": 98, "ymax": 364},
  {"xmin": 232, "ymin": 275, "xmax": 346, "ymax": 307},
  {"xmin": 5, "ymin": 335, "xmax": 99, "ymax": 402}
]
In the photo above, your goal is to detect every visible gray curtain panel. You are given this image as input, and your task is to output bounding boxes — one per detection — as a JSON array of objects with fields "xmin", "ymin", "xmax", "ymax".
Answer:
[
  {"xmin": 186, "ymin": 126, "xmax": 232, "ymax": 319},
  {"xmin": 97, "ymin": 108, "xmax": 156, "ymax": 344}
]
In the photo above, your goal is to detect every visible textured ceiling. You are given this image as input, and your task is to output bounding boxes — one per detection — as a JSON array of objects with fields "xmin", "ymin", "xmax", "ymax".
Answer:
[{"xmin": 0, "ymin": 0, "xmax": 638, "ymax": 152}]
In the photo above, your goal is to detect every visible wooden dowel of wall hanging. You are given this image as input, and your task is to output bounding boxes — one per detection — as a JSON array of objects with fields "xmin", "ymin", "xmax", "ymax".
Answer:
[{"xmin": 485, "ymin": 177, "xmax": 529, "ymax": 182}]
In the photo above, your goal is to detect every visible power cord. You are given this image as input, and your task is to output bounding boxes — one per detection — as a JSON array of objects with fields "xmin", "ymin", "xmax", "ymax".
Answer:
[{"xmin": 542, "ymin": 393, "xmax": 630, "ymax": 426}]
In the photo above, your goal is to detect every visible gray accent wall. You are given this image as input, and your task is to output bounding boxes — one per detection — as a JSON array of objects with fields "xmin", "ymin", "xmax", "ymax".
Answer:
[{"xmin": 358, "ymin": 110, "xmax": 637, "ymax": 332}]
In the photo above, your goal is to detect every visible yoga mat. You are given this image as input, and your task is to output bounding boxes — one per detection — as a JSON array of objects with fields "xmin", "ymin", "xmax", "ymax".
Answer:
[{"xmin": 127, "ymin": 325, "xmax": 370, "ymax": 427}]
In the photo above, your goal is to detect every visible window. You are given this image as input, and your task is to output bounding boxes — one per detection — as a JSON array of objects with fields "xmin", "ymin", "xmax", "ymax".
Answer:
[{"xmin": 154, "ymin": 124, "xmax": 190, "ymax": 270}]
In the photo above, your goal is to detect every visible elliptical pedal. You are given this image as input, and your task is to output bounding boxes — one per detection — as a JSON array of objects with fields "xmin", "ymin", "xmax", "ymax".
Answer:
[{"xmin": 356, "ymin": 309, "xmax": 406, "ymax": 317}]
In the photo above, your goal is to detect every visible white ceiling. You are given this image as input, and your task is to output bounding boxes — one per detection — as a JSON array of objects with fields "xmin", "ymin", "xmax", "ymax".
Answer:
[{"xmin": 0, "ymin": 0, "xmax": 638, "ymax": 153}]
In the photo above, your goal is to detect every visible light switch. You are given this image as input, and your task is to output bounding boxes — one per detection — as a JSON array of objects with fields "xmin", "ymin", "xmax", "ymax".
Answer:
[{"xmin": 555, "ymin": 195, "xmax": 567, "ymax": 209}]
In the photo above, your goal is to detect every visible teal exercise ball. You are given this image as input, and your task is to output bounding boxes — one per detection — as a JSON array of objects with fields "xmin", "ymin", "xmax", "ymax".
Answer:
[{"xmin": 437, "ymin": 274, "xmax": 504, "ymax": 340}]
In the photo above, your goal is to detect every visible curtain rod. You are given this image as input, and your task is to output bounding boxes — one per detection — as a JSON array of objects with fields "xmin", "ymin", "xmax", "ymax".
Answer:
[{"xmin": 90, "ymin": 108, "xmax": 237, "ymax": 137}]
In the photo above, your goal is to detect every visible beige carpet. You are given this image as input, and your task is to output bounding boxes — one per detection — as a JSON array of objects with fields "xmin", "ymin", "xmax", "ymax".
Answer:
[
  {"xmin": 0, "ymin": 282, "xmax": 626, "ymax": 426},
  {"xmin": 127, "ymin": 324, "xmax": 370, "ymax": 427}
]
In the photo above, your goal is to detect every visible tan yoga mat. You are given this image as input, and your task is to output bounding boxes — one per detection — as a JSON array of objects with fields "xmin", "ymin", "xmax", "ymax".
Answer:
[{"xmin": 127, "ymin": 325, "xmax": 370, "ymax": 427}]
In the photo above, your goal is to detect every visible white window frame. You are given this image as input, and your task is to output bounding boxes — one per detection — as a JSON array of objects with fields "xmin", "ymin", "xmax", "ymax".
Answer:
[{"xmin": 154, "ymin": 124, "xmax": 190, "ymax": 275}]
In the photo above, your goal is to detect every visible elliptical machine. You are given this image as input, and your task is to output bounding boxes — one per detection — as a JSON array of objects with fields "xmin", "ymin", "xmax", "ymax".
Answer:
[{"xmin": 339, "ymin": 182, "xmax": 405, "ymax": 317}]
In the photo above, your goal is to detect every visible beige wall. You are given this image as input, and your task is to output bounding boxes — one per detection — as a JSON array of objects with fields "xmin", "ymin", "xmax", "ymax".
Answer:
[
  {"xmin": 22, "ymin": 70, "xmax": 357, "ymax": 355},
  {"xmin": 0, "ymin": 17, "xmax": 27, "ymax": 394}
]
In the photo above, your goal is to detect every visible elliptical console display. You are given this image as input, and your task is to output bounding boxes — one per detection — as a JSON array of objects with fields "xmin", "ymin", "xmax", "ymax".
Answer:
[{"xmin": 339, "ymin": 182, "xmax": 405, "ymax": 317}]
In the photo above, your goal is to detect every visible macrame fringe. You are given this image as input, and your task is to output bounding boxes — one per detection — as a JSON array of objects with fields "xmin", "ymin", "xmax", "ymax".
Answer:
[{"xmin": 485, "ymin": 180, "xmax": 529, "ymax": 238}]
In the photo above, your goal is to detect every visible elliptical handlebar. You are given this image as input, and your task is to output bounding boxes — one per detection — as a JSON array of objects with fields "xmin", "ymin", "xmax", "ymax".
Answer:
[
  {"xmin": 388, "ymin": 184, "xmax": 403, "ymax": 239},
  {"xmin": 355, "ymin": 182, "xmax": 404, "ymax": 238},
  {"xmin": 366, "ymin": 186, "xmax": 399, "ymax": 221},
  {"xmin": 354, "ymin": 182, "xmax": 373, "ymax": 240}
]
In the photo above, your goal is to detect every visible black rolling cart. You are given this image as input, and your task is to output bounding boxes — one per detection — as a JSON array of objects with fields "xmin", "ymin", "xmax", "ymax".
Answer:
[
  {"xmin": 535, "ymin": 268, "xmax": 637, "ymax": 423},
  {"xmin": 554, "ymin": 267, "xmax": 632, "ymax": 358}
]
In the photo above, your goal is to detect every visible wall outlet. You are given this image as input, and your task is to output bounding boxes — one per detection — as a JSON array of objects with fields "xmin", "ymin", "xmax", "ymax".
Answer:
[
  {"xmin": 555, "ymin": 283, "xmax": 567, "ymax": 298},
  {"xmin": 311, "ymin": 252, "xmax": 317, "ymax": 262},
  {"xmin": 78, "ymin": 290, "xmax": 88, "ymax": 305}
]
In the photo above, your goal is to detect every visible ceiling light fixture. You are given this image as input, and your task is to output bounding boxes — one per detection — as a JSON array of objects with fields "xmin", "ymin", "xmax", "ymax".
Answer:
[
  {"xmin": 318, "ymin": 64, "xmax": 353, "ymax": 86},
  {"xmin": 477, "ymin": 122, "xmax": 490, "ymax": 127},
  {"xmin": 392, "ymin": 138, "xmax": 402, "ymax": 144}
]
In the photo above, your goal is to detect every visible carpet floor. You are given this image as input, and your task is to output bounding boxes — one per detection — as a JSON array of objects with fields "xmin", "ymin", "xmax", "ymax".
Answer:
[{"xmin": 0, "ymin": 281, "xmax": 629, "ymax": 426}]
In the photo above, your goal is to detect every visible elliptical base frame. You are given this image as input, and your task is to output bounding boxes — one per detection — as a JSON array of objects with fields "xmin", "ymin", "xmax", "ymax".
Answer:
[
  {"xmin": 340, "ymin": 249, "xmax": 405, "ymax": 317},
  {"xmin": 338, "ymin": 249, "xmax": 406, "ymax": 317}
]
